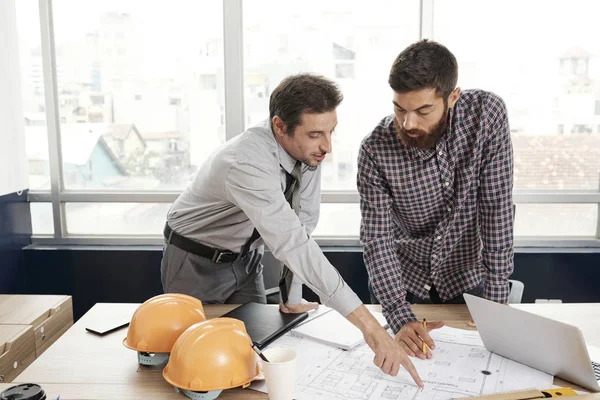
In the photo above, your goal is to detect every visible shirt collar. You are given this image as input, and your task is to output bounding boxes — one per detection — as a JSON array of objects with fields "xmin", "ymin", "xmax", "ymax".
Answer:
[
  {"xmin": 265, "ymin": 120, "xmax": 297, "ymax": 174},
  {"xmin": 434, "ymin": 106, "xmax": 455, "ymax": 157},
  {"xmin": 413, "ymin": 147, "xmax": 436, "ymax": 161}
]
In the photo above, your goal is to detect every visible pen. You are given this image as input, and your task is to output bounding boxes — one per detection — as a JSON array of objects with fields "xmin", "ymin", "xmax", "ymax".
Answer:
[
  {"xmin": 422, "ymin": 318, "xmax": 427, "ymax": 354},
  {"xmin": 251, "ymin": 344, "xmax": 270, "ymax": 363}
]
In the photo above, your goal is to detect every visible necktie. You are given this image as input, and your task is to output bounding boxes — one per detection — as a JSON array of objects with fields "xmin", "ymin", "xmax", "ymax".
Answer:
[{"xmin": 279, "ymin": 161, "xmax": 302, "ymax": 304}]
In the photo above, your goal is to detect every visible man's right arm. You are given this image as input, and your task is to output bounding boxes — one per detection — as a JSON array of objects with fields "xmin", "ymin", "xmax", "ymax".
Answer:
[
  {"xmin": 357, "ymin": 141, "xmax": 416, "ymax": 334},
  {"xmin": 223, "ymin": 156, "xmax": 361, "ymax": 316},
  {"xmin": 224, "ymin": 150, "xmax": 422, "ymax": 384}
]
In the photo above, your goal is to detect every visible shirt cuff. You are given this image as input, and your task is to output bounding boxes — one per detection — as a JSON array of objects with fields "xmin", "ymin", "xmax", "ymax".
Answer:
[
  {"xmin": 384, "ymin": 304, "xmax": 417, "ymax": 335},
  {"xmin": 483, "ymin": 275, "xmax": 510, "ymax": 304},
  {"xmin": 286, "ymin": 277, "xmax": 303, "ymax": 305},
  {"xmin": 322, "ymin": 283, "xmax": 363, "ymax": 317}
]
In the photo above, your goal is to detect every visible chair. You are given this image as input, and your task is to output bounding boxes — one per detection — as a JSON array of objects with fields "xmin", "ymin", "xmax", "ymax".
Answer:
[
  {"xmin": 265, "ymin": 287, "xmax": 281, "ymax": 304},
  {"xmin": 508, "ymin": 279, "xmax": 524, "ymax": 304}
]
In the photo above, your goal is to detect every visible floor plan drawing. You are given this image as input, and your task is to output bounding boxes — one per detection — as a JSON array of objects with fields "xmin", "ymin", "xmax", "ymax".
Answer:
[{"xmin": 251, "ymin": 326, "xmax": 553, "ymax": 400}]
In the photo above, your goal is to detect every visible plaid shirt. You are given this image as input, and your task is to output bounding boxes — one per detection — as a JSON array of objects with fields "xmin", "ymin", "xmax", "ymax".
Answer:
[{"xmin": 358, "ymin": 89, "xmax": 514, "ymax": 334}]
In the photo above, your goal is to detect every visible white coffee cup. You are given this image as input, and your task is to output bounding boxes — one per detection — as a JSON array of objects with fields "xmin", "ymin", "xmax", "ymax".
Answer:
[{"xmin": 261, "ymin": 346, "xmax": 297, "ymax": 400}]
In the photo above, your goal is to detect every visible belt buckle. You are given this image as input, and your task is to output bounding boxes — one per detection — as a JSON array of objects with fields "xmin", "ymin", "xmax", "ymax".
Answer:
[{"xmin": 213, "ymin": 250, "xmax": 234, "ymax": 263}]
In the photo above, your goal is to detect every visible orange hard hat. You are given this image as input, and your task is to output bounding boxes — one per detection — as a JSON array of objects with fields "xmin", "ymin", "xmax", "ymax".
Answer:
[
  {"xmin": 163, "ymin": 317, "xmax": 262, "ymax": 398},
  {"xmin": 123, "ymin": 293, "xmax": 206, "ymax": 365}
]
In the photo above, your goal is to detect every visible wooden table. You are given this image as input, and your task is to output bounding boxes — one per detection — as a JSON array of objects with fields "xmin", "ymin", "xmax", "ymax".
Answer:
[
  {"xmin": 0, "ymin": 295, "xmax": 73, "ymax": 383},
  {"xmin": 0, "ymin": 295, "xmax": 72, "ymax": 326},
  {"xmin": 0, "ymin": 295, "xmax": 73, "ymax": 358},
  {"xmin": 0, "ymin": 303, "xmax": 599, "ymax": 399}
]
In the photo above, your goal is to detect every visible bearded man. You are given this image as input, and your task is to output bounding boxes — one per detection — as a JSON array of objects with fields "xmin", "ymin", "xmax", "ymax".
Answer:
[{"xmin": 357, "ymin": 39, "xmax": 515, "ymax": 361}]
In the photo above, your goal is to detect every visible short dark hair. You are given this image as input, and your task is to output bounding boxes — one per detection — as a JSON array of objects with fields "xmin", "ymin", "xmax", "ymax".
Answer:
[
  {"xmin": 388, "ymin": 39, "xmax": 458, "ymax": 99},
  {"xmin": 269, "ymin": 73, "xmax": 343, "ymax": 135}
]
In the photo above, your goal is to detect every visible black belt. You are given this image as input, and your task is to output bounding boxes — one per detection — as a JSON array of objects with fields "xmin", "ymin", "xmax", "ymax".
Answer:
[{"xmin": 164, "ymin": 224, "xmax": 241, "ymax": 263}]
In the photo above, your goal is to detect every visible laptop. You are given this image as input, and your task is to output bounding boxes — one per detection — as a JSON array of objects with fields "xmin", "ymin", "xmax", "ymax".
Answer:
[
  {"xmin": 221, "ymin": 302, "xmax": 308, "ymax": 349},
  {"xmin": 464, "ymin": 293, "xmax": 600, "ymax": 392}
]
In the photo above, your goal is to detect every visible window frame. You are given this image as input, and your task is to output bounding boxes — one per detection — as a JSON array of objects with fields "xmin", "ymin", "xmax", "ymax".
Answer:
[{"xmin": 27, "ymin": 0, "xmax": 600, "ymax": 247}]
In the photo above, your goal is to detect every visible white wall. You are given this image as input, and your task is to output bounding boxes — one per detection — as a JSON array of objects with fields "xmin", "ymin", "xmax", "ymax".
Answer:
[{"xmin": 0, "ymin": 0, "xmax": 29, "ymax": 196}]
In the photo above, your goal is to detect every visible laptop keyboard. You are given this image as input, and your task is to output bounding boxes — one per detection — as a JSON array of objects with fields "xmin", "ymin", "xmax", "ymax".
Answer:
[{"xmin": 593, "ymin": 361, "xmax": 600, "ymax": 380}]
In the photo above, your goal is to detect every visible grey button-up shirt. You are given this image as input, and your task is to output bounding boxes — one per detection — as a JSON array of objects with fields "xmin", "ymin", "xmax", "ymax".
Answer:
[{"xmin": 167, "ymin": 119, "xmax": 362, "ymax": 316}]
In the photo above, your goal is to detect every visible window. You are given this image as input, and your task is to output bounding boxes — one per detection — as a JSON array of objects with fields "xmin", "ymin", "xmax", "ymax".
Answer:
[
  {"xmin": 28, "ymin": 160, "xmax": 45, "ymax": 175},
  {"xmin": 90, "ymin": 94, "xmax": 105, "ymax": 105},
  {"xmin": 65, "ymin": 203, "xmax": 171, "ymax": 235},
  {"xmin": 30, "ymin": 203, "xmax": 54, "ymax": 235},
  {"xmin": 16, "ymin": 1, "xmax": 600, "ymax": 245},
  {"xmin": 198, "ymin": 74, "xmax": 217, "ymax": 91},
  {"xmin": 50, "ymin": 0, "xmax": 224, "ymax": 192},
  {"xmin": 16, "ymin": 0, "xmax": 50, "ymax": 191},
  {"xmin": 243, "ymin": 0, "xmax": 420, "ymax": 191},
  {"xmin": 335, "ymin": 63, "xmax": 355, "ymax": 79},
  {"xmin": 515, "ymin": 204, "xmax": 598, "ymax": 237},
  {"xmin": 434, "ymin": 0, "xmax": 600, "ymax": 194},
  {"xmin": 313, "ymin": 204, "xmax": 361, "ymax": 237}
]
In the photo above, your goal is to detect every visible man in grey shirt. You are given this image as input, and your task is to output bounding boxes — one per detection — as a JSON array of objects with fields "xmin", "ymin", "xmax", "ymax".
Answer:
[{"xmin": 161, "ymin": 74, "xmax": 422, "ymax": 384}]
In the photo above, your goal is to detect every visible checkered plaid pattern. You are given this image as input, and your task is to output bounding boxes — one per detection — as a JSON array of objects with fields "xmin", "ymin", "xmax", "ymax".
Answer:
[{"xmin": 358, "ymin": 89, "xmax": 514, "ymax": 334}]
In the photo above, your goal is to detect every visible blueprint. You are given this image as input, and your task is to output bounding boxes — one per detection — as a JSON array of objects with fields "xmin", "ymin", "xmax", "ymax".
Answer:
[{"xmin": 251, "ymin": 326, "xmax": 553, "ymax": 400}]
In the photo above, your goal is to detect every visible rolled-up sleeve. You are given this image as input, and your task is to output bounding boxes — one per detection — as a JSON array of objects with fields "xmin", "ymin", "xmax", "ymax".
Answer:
[{"xmin": 224, "ymin": 157, "xmax": 362, "ymax": 316}]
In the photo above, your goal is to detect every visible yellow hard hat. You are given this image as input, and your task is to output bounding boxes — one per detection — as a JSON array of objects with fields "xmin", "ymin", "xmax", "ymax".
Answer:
[
  {"xmin": 163, "ymin": 317, "xmax": 263, "ymax": 399},
  {"xmin": 123, "ymin": 293, "xmax": 206, "ymax": 365}
]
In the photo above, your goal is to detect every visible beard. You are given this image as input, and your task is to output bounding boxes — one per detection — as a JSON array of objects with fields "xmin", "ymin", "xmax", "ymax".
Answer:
[
  {"xmin": 394, "ymin": 104, "xmax": 449, "ymax": 149},
  {"xmin": 299, "ymin": 156, "xmax": 320, "ymax": 171}
]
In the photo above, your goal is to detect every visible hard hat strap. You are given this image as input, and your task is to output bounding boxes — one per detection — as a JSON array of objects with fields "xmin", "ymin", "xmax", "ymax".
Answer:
[
  {"xmin": 179, "ymin": 388, "xmax": 223, "ymax": 400},
  {"xmin": 137, "ymin": 351, "xmax": 169, "ymax": 366}
]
